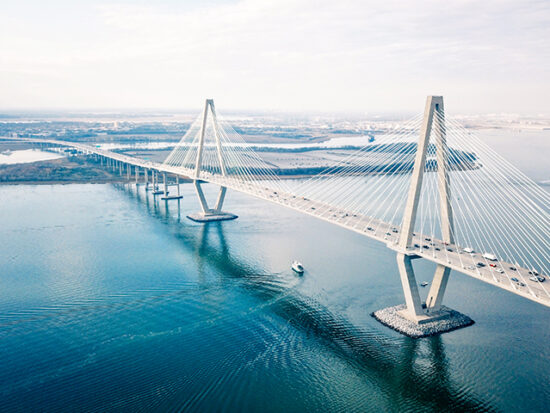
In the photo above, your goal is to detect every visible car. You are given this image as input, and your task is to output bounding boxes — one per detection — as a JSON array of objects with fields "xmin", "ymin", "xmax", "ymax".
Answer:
[
  {"xmin": 509, "ymin": 266, "xmax": 517, "ymax": 271},
  {"xmin": 489, "ymin": 263, "xmax": 497, "ymax": 268},
  {"xmin": 529, "ymin": 270, "xmax": 540, "ymax": 276},
  {"xmin": 529, "ymin": 276, "xmax": 545, "ymax": 282},
  {"xmin": 467, "ymin": 265, "xmax": 476, "ymax": 270},
  {"xmin": 423, "ymin": 245, "xmax": 430, "ymax": 249},
  {"xmin": 392, "ymin": 228, "xmax": 398, "ymax": 233},
  {"xmin": 435, "ymin": 247, "xmax": 441, "ymax": 251},
  {"xmin": 476, "ymin": 262, "xmax": 486, "ymax": 267},
  {"xmin": 496, "ymin": 268, "xmax": 504, "ymax": 274},
  {"xmin": 446, "ymin": 248, "xmax": 453, "ymax": 252},
  {"xmin": 463, "ymin": 247, "xmax": 475, "ymax": 254},
  {"xmin": 511, "ymin": 277, "xmax": 519, "ymax": 282},
  {"xmin": 519, "ymin": 282, "xmax": 526, "ymax": 287},
  {"xmin": 386, "ymin": 232, "xmax": 392, "ymax": 236},
  {"xmin": 414, "ymin": 243, "xmax": 420, "ymax": 248},
  {"xmin": 367, "ymin": 227, "xmax": 374, "ymax": 231},
  {"xmin": 425, "ymin": 237, "xmax": 431, "ymax": 241}
]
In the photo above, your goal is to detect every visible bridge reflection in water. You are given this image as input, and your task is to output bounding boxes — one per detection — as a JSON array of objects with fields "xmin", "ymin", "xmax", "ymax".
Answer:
[{"xmin": 115, "ymin": 182, "xmax": 496, "ymax": 412}]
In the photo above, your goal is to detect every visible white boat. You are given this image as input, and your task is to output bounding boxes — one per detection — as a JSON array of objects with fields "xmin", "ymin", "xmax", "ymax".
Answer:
[{"xmin": 291, "ymin": 260, "xmax": 304, "ymax": 274}]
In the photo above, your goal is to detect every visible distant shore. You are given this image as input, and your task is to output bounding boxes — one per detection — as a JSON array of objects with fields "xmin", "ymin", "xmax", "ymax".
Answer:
[{"xmin": 0, "ymin": 157, "xmax": 125, "ymax": 185}]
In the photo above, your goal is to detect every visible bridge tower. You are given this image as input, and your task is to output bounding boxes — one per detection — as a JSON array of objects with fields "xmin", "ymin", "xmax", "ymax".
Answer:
[
  {"xmin": 395, "ymin": 96, "xmax": 453, "ymax": 323},
  {"xmin": 187, "ymin": 99, "xmax": 238, "ymax": 222},
  {"xmin": 374, "ymin": 96, "xmax": 473, "ymax": 335}
]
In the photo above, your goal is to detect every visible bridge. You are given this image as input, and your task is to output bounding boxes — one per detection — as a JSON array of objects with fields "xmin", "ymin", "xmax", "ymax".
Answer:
[{"xmin": 6, "ymin": 96, "xmax": 549, "ymax": 337}]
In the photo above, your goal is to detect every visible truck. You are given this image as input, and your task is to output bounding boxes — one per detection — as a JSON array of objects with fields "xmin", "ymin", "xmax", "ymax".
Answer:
[{"xmin": 482, "ymin": 253, "xmax": 498, "ymax": 261}]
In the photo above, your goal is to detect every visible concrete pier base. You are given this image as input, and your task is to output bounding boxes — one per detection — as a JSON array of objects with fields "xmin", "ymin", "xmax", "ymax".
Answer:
[
  {"xmin": 371, "ymin": 304, "xmax": 474, "ymax": 338},
  {"xmin": 187, "ymin": 212, "xmax": 238, "ymax": 222}
]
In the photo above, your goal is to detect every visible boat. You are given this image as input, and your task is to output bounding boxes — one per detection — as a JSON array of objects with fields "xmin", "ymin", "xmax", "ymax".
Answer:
[
  {"xmin": 291, "ymin": 260, "xmax": 304, "ymax": 274},
  {"xmin": 420, "ymin": 281, "xmax": 429, "ymax": 287}
]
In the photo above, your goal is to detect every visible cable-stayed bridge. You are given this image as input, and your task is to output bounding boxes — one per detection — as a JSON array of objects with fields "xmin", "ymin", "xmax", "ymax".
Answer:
[{"xmin": 7, "ymin": 96, "xmax": 549, "ymax": 336}]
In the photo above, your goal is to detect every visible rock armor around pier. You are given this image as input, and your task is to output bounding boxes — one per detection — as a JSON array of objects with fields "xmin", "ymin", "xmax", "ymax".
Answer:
[{"xmin": 372, "ymin": 304, "xmax": 474, "ymax": 338}]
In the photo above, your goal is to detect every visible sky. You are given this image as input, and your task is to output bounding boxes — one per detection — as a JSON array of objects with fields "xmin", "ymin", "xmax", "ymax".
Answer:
[{"xmin": 1, "ymin": 0, "xmax": 549, "ymax": 114}]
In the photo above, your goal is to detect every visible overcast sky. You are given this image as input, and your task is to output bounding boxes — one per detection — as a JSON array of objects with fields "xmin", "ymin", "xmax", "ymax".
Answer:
[{"xmin": 1, "ymin": 0, "xmax": 549, "ymax": 114}]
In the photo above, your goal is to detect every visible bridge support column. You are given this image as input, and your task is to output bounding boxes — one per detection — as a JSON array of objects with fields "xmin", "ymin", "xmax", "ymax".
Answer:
[
  {"xmin": 397, "ymin": 253, "xmax": 425, "ymax": 319},
  {"xmin": 425, "ymin": 264, "xmax": 451, "ymax": 313},
  {"xmin": 187, "ymin": 99, "xmax": 236, "ymax": 222},
  {"xmin": 161, "ymin": 173, "xmax": 183, "ymax": 200},
  {"xmin": 372, "ymin": 96, "xmax": 474, "ymax": 337}
]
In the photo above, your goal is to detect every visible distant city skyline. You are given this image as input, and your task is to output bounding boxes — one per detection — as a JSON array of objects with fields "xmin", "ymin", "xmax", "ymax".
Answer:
[{"xmin": 1, "ymin": 0, "xmax": 549, "ymax": 114}]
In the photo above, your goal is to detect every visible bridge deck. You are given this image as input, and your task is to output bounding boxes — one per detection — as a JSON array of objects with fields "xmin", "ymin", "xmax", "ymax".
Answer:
[{"xmin": 5, "ymin": 137, "xmax": 550, "ymax": 308}]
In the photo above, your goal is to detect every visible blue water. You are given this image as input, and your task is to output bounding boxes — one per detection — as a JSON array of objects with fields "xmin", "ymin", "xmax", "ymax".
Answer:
[
  {"xmin": 1, "ymin": 129, "xmax": 549, "ymax": 411},
  {"xmin": 0, "ymin": 180, "xmax": 549, "ymax": 412}
]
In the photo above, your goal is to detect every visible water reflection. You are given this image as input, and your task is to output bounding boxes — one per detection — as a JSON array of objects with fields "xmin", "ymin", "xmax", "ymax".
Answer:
[{"xmin": 114, "ymin": 183, "xmax": 495, "ymax": 411}]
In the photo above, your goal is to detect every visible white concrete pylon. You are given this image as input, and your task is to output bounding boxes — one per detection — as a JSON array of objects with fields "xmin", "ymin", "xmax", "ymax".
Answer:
[
  {"xmin": 397, "ymin": 96, "xmax": 455, "ymax": 321},
  {"xmin": 188, "ymin": 99, "xmax": 237, "ymax": 222}
]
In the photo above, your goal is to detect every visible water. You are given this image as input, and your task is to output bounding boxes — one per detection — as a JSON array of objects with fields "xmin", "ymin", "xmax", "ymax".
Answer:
[
  {"xmin": 0, "ymin": 129, "xmax": 549, "ymax": 411},
  {"xmin": 0, "ymin": 149, "xmax": 64, "ymax": 165},
  {"xmin": 0, "ymin": 182, "xmax": 548, "ymax": 412}
]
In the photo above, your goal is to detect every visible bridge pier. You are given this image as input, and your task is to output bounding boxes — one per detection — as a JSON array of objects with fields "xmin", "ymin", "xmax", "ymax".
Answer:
[
  {"xmin": 152, "ymin": 171, "xmax": 163, "ymax": 196},
  {"xmin": 425, "ymin": 264, "xmax": 451, "ymax": 313},
  {"xmin": 161, "ymin": 173, "xmax": 183, "ymax": 201},
  {"xmin": 187, "ymin": 99, "xmax": 236, "ymax": 222},
  {"xmin": 187, "ymin": 180, "xmax": 234, "ymax": 222},
  {"xmin": 144, "ymin": 169, "xmax": 150, "ymax": 190},
  {"xmin": 372, "ymin": 96, "xmax": 474, "ymax": 338}
]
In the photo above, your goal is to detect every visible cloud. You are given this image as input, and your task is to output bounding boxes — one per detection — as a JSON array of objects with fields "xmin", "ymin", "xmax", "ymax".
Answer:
[{"xmin": 1, "ymin": 0, "xmax": 549, "ymax": 113}]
